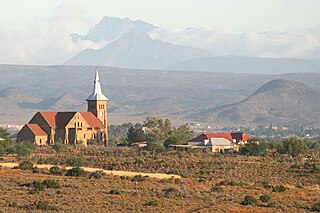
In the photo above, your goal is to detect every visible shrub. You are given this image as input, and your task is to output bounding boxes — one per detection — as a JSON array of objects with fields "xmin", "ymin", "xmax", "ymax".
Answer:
[
  {"xmin": 50, "ymin": 166, "xmax": 63, "ymax": 175},
  {"xmin": 65, "ymin": 167, "xmax": 87, "ymax": 177},
  {"xmin": 30, "ymin": 180, "xmax": 45, "ymax": 193},
  {"xmin": 51, "ymin": 139, "xmax": 67, "ymax": 153},
  {"xmin": 109, "ymin": 189, "xmax": 123, "ymax": 195},
  {"xmin": 211, "ymin": 185, "xmax": 223, "ymax": 193},
  {"xmin": 145, "ymin": 200, "xmax": 158, "ymax": 206},
  {"xmin": 89, "ymin": 170, "xmax": 105, "ymax": 179},
  {"xmin": 164, "ymin": 187, "xmax": 184, "ymax": 198},
  {"xmin": 217, "ymin": 180, "xmax": 237, "ymax": 186},
  {"xmin": 261, "ymin": 181, "xmax": 273, "ymax": 189},
  {"xmin": 33, "ymin": 201, "xmax": 57, "ymax": 211},
  {"xmin": 145, "ymin": 142, "xmax": 165, "ymax": 153},
  {"xmin": 18, "ymin": 161, "xmax": 34, "ymax": 170},
  {"xmin": 42, "ymin": 179, "xmax": 60, "ymax": 189},
  {"xmin": 260, "ymin": 194, "xmax": 271, "ymax": 203},
  {"xmin": 272, "ymin": 185, "xmax": 286, "ymax": 192},
  {"xmin": 131, "ymin": 174, "xmax": 147, "ymax": 182},
  {"xmin": 241, "ymin": 196, "xmax": 257, "ymax": 206},
  {"xmin": 66, "ymin": 156, "xmax": 89, "ymax": 167},
  {"xmin": 312, "ymin": 202, "xmax": 320, "ymax": 212}
]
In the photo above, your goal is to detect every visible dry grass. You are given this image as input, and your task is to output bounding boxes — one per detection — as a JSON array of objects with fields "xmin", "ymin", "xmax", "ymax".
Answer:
[{"xmin": 0, "ymin": 146, "xmax": 319, "ymax": 212}]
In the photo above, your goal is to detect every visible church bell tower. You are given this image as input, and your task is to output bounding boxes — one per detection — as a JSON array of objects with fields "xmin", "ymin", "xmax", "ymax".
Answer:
[{"xmin": 86, "ymin": 68, "xmax": 108, "ymax": 140}]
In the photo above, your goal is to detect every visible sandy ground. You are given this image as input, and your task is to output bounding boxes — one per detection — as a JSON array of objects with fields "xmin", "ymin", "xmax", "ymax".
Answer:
[{"xmin": 0, "ymin": 162, "xmax": 181, "ymax": 179}]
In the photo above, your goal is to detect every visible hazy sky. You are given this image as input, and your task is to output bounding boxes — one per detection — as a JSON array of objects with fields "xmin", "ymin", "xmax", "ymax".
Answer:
[
  {"xmin": 0, "ymin": 0, "xmax": 319, "ymax": 64},
  {"xmin": 1, "ymin": 0, "xmax": 319, "ymax": 32}
]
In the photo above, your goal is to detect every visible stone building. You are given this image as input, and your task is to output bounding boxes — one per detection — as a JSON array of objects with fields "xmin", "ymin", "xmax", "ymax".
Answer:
[{"xmin": 17, "ymin": 69, "xmax": 108, "ymax": 146}]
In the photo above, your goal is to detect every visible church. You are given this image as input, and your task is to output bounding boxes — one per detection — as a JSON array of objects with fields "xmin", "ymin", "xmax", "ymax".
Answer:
[{"xmin": 17, "ymin": 69, "xmax": 108, "ymax": 146}]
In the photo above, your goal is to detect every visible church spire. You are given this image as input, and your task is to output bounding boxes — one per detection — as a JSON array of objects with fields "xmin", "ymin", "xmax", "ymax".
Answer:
[{"xmin": 86, "ymin": 68, "xmax": 108, "ymax": 101}]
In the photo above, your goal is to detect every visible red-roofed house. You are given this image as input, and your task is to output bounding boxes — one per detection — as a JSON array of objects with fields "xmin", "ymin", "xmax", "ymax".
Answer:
[
  {"xmin": 17, "ymin": 69, "xmax": 109, "ymax": 146},
  {"xmin": 186, "ymin": 132, "xmax": 252, "ymax": 153}
]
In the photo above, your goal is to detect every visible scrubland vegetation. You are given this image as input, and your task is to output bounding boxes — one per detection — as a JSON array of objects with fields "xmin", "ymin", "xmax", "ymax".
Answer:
[{"xmin": 0, "ymin": 125, "xmax": 320, "ymax": 212}]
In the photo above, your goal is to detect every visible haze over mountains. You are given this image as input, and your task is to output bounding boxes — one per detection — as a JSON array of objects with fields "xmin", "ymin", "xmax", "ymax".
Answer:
[
  {"xmin": 1, "ymin": 65, "xmax": 320, "ymax": 127},
  {"xmin": 65, "ymin": 16, "xmax": 320, "ymax": 72},
  {"xmin": 66, "ymin": 32, "xmax": 211, "ymax": 69}
]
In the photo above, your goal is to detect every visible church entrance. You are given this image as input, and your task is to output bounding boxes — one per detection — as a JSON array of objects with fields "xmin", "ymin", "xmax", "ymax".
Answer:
[{"xmin": 68, "ymin": 128, "xmax": 76, "ymax": 144}]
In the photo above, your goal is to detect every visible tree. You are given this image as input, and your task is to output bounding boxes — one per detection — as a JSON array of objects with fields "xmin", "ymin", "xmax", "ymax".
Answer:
[
  {"xmin": 127, "ymin": 127, "xmax": 146, "ymax": 144},
  {"xmin": 240, "ymin": 142, "xmax": 268, "ymax": 156},
  {"xmin": 0, "ymin": 127, "xmax": 10, "ymax": 140},
  {"xmin": 15, "ymin": 142, "xmax": 35, "ymax": 159},
  {"xmin": 282, "ymin": 137, "xmax": 309, "ymax": 156}
]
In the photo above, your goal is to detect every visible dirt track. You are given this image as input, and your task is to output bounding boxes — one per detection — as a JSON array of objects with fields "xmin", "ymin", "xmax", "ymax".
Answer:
[{"xmin": 0, "ymin": 162, "xmax": 181, "ymax": 179}]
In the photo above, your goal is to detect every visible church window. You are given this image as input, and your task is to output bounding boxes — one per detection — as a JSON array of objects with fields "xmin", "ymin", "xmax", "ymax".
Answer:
[{"xmin": 84, "ymin": 134, "xmax": 86, "ymax": 138}]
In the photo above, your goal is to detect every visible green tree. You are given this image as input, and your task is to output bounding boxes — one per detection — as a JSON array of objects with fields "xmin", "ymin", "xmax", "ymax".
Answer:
[
  {"xmin": 282, "ymin": 137, "xmax": 309, "ymax": 156},
  {"xmin": 127, "ymin": 127, "xmax": 146, "ymax": 144},
  {"xmin": 240, "ymin": 142, "xmax": 268, "ymax": 156},
  {"xmin": 15, "ymin": 142, "xmax": 35, "ymax": 159},
  {"xmin": 0, "ymin": 127, "xmax": 10, "ymax": 140}
]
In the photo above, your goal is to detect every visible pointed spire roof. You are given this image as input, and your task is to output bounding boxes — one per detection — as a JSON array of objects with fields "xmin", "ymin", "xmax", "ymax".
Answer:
[{"xmin": 86, "ymin": 68, "xmax": 108, "ymax": 101}]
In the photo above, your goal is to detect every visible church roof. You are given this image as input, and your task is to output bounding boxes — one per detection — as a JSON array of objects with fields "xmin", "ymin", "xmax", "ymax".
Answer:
[
  {"xmin": 80, "ymin": 112, "xmax": 104, "ymax": 129},
  {"xmin": 35, "ymin": 111, "xmax": 104, "ymax": 129},
  {"xmin": 86, "ymin": 69, "xmax": 108, "ymax": 101},
  {"xmin": 27, "ymin": 124, "xmax": 47, "ymax": 136}
]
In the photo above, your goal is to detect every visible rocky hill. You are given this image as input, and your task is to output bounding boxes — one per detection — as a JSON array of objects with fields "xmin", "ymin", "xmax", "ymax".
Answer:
[{"xmin": 191, "ymin": 79, "xmax": 320, "ymax": 125}]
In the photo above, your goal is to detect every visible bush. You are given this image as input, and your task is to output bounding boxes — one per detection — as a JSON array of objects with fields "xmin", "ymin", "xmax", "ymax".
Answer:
[
  {"xmin": 164, "ymin": 187, "xmax": 184, "ymax": 198},
  {"xmin": 260, "ymin": 194, "xmax": 271, "ymax": 203},
  {"xmin": 65, "ymin": 167, "xmax": 87, "ymax": 177},
  {"xmin": 312, "ymin": 202, "xmax": 320, "ymax": 212},
  {"xmin": 261, "ymin": 181, "xmax": 273, "ymax": 189},
  {"xmin": 145, "ymin": 142, "xmax": 165, "ymax": 153},
  {"xmin": 31, "ymin": 180, "xmax": 46, "ymax": 193},
  {"xmin": 241, "ymin": 196, "xmax": 257, "ymax": 206},
  {"xmin": 42, "ymin": 179, "xmax": 60, "ymax": 189},
  {"xmin": 18, "ymin": 161, "xmax": 34, "ymax": 170},
  {"xmin": 145, "ymin": 200, "xmax": 158, "ymax": 206},
  {"xmin": 211, "ymin": 185, "xmax": 223, "ymax": 193},
  {"xmin": 109, "ymin": 189, "xmax": 123, "ymax": 195},
  {"xmin": 217, "ymin": 180, "xmax": 237, "ymax": 186},
  {"xmin": 131, "ymin": 174, "xmax": 147, "ymax": 182},
  {"xmin": 66, "ymin": 156, "xmax": 89, "ymax": 167},
  {"xmin": 33, "ymin": 201, "xmax": 57, "ymax": 211},
  {"xmin": 89, "ymin": 170, "xmax": 105, "ymax": 179},
  {"xmin": 51, "ymin": 139, "xmax": 67, "ymax": 153},
  {"xmin": 272, "ymin": 185, "xmax": 286, "ymax": 192},
  {"xmin": 50, "ymin": 166, "xmax": 63, "ymax": 175}
]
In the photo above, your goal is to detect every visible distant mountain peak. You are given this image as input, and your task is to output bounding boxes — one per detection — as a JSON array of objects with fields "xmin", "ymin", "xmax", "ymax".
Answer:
[{"xmin": 72, "ymin": 16, "xmax": 157, "ymax": 43}]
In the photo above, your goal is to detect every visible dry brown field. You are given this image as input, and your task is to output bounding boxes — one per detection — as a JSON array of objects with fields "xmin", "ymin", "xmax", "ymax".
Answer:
[{"xmin": 0, "ymin": 146, "xmax": 319, "ymax": 212}]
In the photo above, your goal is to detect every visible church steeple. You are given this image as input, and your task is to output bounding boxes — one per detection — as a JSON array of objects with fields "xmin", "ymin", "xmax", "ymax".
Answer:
[
  {"xmin": 86, "ymin": 68, "xmax": 108, "ymax": 101},
  {"xmin": 86, "ymin": 68, "xmax": 108, "ymax": 137}
]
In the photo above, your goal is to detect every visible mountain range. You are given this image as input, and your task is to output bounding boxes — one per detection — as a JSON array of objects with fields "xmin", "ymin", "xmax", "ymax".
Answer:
[
  {"xmin": 2, "ymin": 65, "xmax": 320, "ymax": 127},
  {"xmin": 65, "ymin": 32, "xmax": 211, "ymax": 69},
  {"xmin": 65, "ymin": 16, "xmax": 320, "ymax": 73}
]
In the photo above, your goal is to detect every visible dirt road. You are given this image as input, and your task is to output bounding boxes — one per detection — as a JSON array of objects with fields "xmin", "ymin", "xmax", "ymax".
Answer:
[{"xmin": 0, "ymin": 162, "xmax": 181, "ymax": 179}]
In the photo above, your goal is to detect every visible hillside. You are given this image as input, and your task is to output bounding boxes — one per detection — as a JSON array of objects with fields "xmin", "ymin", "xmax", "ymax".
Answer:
[
  {"xmin": 65, "ymin": 32, "xmax": 212, "ymax": 69},
  {"xmin": 170, "ymin": 56, "xmax": 320, "ymax": 74},
  {"xmin": 192, "ymin": 79, "xmax": 320, "ymax": 125},
  {"xmin": 1, "ymin": 65, "xmax": 320, "ymax": 126}
]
